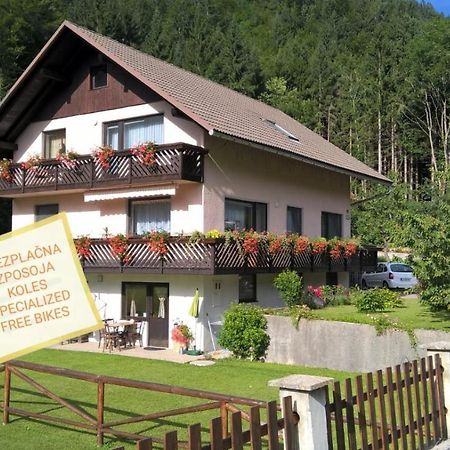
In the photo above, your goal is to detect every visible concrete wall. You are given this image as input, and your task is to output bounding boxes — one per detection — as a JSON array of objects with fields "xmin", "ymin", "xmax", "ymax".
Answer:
[
  {"xmin": 266, "ymin": 315, "xmax": 450, "ymax": 373},
  {"xmin": 203, "ymin": 135, "xmax": 351, "ymax": 237}
]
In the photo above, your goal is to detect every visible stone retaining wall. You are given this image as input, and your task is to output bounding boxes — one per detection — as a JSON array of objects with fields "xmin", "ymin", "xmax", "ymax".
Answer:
[{"xmin": 266, "ymin": 315, "xmax": 450, "ymax": 372}]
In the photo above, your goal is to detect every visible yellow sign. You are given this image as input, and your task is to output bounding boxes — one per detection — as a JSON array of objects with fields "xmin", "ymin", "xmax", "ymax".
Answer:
[{"xmin": 0, "ymin": 213, "xmax": 103, "ymax": 363}]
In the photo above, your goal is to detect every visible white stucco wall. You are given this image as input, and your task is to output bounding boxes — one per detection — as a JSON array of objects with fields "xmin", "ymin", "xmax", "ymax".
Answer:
[
  {"xmin": 15, "ymin": 101, "xmax": 204, "ymax": 161},
  {"xmin": 12, "ymin": 183, "xmax": 203, "ymax": 236},
  {"xmin": 203, "ymin": 135, "xmax": 351, "ymax": 237},
  {"xmin": 86, "ymin": 272, "xmax": 206, "ymax": 350}
]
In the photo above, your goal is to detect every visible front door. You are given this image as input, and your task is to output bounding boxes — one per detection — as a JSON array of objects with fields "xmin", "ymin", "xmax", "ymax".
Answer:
[{"xmin": 122, "ymin": 283, "xmax": 169, "ymax": 348}]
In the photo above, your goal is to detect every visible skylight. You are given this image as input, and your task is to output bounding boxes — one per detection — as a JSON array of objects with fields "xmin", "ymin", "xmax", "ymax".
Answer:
[{"xmin": 265, "ymin": 119, "xmax": 299, "ymax": 142}]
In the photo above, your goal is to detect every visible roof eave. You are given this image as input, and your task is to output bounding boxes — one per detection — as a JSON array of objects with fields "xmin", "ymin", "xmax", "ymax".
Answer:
[
  {"xmin": 0, "ymin": 21, "xmax": 70, "ymax": 114},
  {"xmin": 208, "ymin": 130, "xmax": 392, "ymax": 186}
]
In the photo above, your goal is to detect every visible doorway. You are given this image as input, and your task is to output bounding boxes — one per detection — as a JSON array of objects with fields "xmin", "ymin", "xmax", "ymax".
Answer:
[{"xmin": 122, "ymin": 282, "xmax": 169, "ymax": 348}]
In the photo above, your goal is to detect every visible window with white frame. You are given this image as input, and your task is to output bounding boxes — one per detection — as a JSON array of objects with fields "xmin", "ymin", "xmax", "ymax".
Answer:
[
  {"xmin": 130, "ymin": 199, "xmax": 170, "ymax": 235},
  {"xmin": 105, "ymin": 115, "xmax": 164, "ymax": 150}
]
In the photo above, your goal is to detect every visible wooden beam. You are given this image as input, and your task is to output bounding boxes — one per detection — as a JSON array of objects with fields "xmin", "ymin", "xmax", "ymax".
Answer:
[
  {"xmin": 0, "ymin": 141, "xmax": 17, "ymax": 151},
  {"xmin": 39, "ymin": 68, "xmax": 68, "ymax": 83}
]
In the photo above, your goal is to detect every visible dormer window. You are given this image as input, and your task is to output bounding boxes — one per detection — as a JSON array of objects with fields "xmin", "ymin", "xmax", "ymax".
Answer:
[{"xmin": 90, "ymin": 64, "xmax": 107, "ymax": 89}]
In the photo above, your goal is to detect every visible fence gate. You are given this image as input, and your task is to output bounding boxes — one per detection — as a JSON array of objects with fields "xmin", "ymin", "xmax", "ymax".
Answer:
[{"xmin": 326, "ymin": 355, "xmax": 447, "ymax": 450}]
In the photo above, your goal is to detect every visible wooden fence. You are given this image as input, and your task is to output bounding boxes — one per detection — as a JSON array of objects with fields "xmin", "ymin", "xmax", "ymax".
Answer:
[
  {"xmin": 1, "ymin": 360, "xmax": 296, "ymax": 449},
  {"xmin": 326, "ymin": 355, "xmax": 447, "ymax": 450},
  {"xmin": 113, "ymin": 396, "xmax": 296, "ymax": 449}
]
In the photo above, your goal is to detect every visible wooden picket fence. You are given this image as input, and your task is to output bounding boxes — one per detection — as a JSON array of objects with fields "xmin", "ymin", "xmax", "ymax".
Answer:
[
  {"xmin": 326, "ymin": 355, "xmax": 447, "ymax": 450},
  {"xmin": 114, "ymin": 396, "xmax": 296, "ymax": 449}
]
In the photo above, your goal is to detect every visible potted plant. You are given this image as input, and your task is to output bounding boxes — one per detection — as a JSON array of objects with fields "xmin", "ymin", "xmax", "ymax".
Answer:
[
  {"xmin": 92, "ymin": 145, "xmax": 114, "ymax": 169},
  {"xmin": 171, "ymin": 323, "xmax": 193, "ymax": 353},
  {"xmin": 144, "ymin": 230, "xmax": 169, "ymax": 256},
  {"xmin": 130, "ymin": 142, "xmax": 156, "ymax": 167},
  {"xmin": 294, "ymin": 235, "xmax": 310, "ymax": 255},
  {"xmin": 109, "ymin": 234, "xmax": 130, "ymax": 265},
  {"xmin": 20, "ymin": 154, "xmax": 41, "ymax": 172},
  {"xmin": 0, "ymin": 159, "xmax": 13, "ymax": 182},
  {"xmin": 74, "ymin": 235, "xmax": 92, "ymax": 259},
  {"xmin": 56, "ymin": 150, "xmax": 79, "ymax": 169}
]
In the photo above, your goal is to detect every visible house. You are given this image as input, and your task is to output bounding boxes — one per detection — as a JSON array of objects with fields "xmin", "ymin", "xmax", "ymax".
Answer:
[{"xmin": 0, "ymin": 21, "xmax": 390, "ymax": 351}]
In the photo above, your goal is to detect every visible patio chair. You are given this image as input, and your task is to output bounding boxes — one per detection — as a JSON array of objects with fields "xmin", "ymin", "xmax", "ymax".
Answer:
[
  {"xmin": 129, "ymin": 320, "xmax": 145, "ymax": 347},
  {"xmin": 102, "ymin": 324, "xmax": 121, "ymax": 352}
]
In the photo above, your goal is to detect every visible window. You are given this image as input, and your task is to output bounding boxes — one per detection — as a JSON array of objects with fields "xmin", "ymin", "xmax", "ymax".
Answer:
[
  {"xmin": 130, "ymin": 199, "xmax": 170, "ymax": 235},
  {"xmin": 239, "ymin": 274, "xmax": 256, "ymax": 303},
  {"xmin": 105, "ymin": 115, "xmax": 164, "ymax": 150},
  {"xmin": 287, "ymin": 206, "xmax": 302, "ymax": 234},
  {"xmin": 321, "ymin": 212, "xmax": 342, "ymax": 239},
  {"xmin": 35, "ymin": 204, "xmax": 59, "ymax": 222},
  {"xmin": 43, "ymin": 129, "xmax": 65, "ymax": 159},
  {"xmin": 90, "ymin": 64, "xmax": 107, "ymax": 89},
  {"xmin": 224, "ymin": 199, "xmax": 267, "ymax": 232}
]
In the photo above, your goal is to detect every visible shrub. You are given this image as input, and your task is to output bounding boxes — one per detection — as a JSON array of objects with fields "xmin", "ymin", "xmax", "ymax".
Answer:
[
  {"xmin": 273, "ymin": 270, "xmax": 302, "ymax": 307},
  {"xmin": 320, "ymin": 285, "xmax": 351, "ymax": 306},
  {"xmin": 383, "ymin": 290, "xmax": 404, "ymax": 309},
  {"xmin": 421, "ymin": 285, "xmax": 450, "ymax": 311},
  {"xmin": 352, "ymin": 288, "xmax": 390, "ymax": 312},
  {"xmin": 218, "ymin": 304, "xmax": 270, "ymax": 360}
]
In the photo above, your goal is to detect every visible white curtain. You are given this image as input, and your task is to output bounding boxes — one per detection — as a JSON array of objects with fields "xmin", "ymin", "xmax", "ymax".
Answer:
[
  {"xmin": 133, "ymin": 200, "xmax": 170, "ymax": 234},
  {"xmin": 106, "ymin": 125, "xmax": 119, "ymax": 150},
  {"xmin": 124, "ymin": 116, "xmax": 164, "ymax": 148}
]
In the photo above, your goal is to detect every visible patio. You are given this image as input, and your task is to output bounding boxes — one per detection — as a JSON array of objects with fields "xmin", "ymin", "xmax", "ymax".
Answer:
[{"xmin": 52, "ymin": 341, "xmax": 204, "ymax": 364}]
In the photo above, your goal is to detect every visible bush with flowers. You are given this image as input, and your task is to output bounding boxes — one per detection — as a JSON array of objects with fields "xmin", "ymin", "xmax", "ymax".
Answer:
[
  {"xmin": 0, "ymin": 159, "xmax": 13, "ymax": 182},
  {"xmin": 92, "ymin": 145, "xmax": 114, "ymax": 169},
  {"xmin": 130, "ymin": 142, "xmax": 156, "ymax": 166},
  {"xmin": 144, "ymin": 230, "xmax": 169, "ymax": 256},
  {"xmin": 74, "ymin": 235, "xmax": 92, "ymax": 258},
  {"xmin": 109, "ymin": 234, "xmax": 130, "ymax": 264}
]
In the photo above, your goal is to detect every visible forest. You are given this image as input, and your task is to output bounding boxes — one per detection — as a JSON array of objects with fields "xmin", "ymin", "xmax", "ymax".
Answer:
[{"xmin": 0, "ymin": 0, "xmax": 449, "ymax": 258}]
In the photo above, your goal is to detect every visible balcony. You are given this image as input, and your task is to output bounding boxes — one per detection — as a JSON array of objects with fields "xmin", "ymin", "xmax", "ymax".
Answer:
[
  {"xmin": 0, "ymin": 143, "xmax": 206, "ymax": 197},
  {"xmin": 80, "ymin": 237, "xmax": 378, "ymax": 275}
]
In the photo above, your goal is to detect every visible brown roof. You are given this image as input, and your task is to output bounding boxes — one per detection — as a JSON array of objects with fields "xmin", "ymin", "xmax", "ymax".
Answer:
[{"xmin": 1, "ymin": 21, "xmax": 390, "ymax": 184}]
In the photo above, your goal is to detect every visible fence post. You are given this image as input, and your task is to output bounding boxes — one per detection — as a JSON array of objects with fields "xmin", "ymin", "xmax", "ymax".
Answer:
[
  {"xmin": 2, "ymin": 365, "xmax": 11, "ymax": 425},
  {"xmin": 426, "ymin": 341, "xmax": 450, "ymax": 435},
  {"xmin": 269, "ymin": 374, "xmax": 333, "ymax": 450}
]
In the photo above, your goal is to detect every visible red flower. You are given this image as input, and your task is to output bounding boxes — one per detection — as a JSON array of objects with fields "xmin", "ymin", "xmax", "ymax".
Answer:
[
  {"xmin": 311, "ymin": 239, "xmax": 328, "ymax": 255},
  {"xmin": 109, "ymin": 234, "xmax": 130, "ymax": 263},
  {"xmin": 145, "ymin": 231, "xmax": 169, "ymax": 256},
  {"xmin": 241, "ymin": 230, "xmax": 259, "ymax": 255},
  {"xmin": 130, "ymin": 142, "xmax": 156, "ymax": 167},
  {"xmin": 344, "ymin": 241, "xmax": 359, "ymax": 258},
  {"xmin": 294, "ymin": 236, "xmax": 309, "ymax": 254},
  {"xmin": 75, "ymin": 236, "xmax": 92, "ymax": 258},
  {"xmin": 92, "ymin": 146, "xmax": 114, "ymax": 169}
]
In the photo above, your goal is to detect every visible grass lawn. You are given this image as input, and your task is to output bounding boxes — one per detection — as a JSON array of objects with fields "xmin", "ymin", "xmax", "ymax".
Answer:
[
  {"xmin": 0, "ymin": 349, "xmax": 353, "ymax": 449},
  {"xmin": 312, "ymin": 296, "xmax": 450, "ymax": 331}
]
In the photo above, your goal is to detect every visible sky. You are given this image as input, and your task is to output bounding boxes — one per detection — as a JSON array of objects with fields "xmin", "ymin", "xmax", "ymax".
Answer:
[{"xmin": 426, "ymin": 0, "xmax": 450, "ymax": 15}]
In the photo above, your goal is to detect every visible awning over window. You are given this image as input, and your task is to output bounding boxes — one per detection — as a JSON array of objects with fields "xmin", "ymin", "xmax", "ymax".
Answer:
[{"xmin": 84, "ymin": 186, "xmax": 176, "ymax": 202}]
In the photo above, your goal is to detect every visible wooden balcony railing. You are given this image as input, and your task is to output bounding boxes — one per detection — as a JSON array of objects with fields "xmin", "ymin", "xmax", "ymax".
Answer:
[
  {"xmin": 0, "ymin": 143, "xmax": 206, "ymax": 196},
  {"xmin": 81, "ymin": 237, "xmax": 378, "ymax": 275}
]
